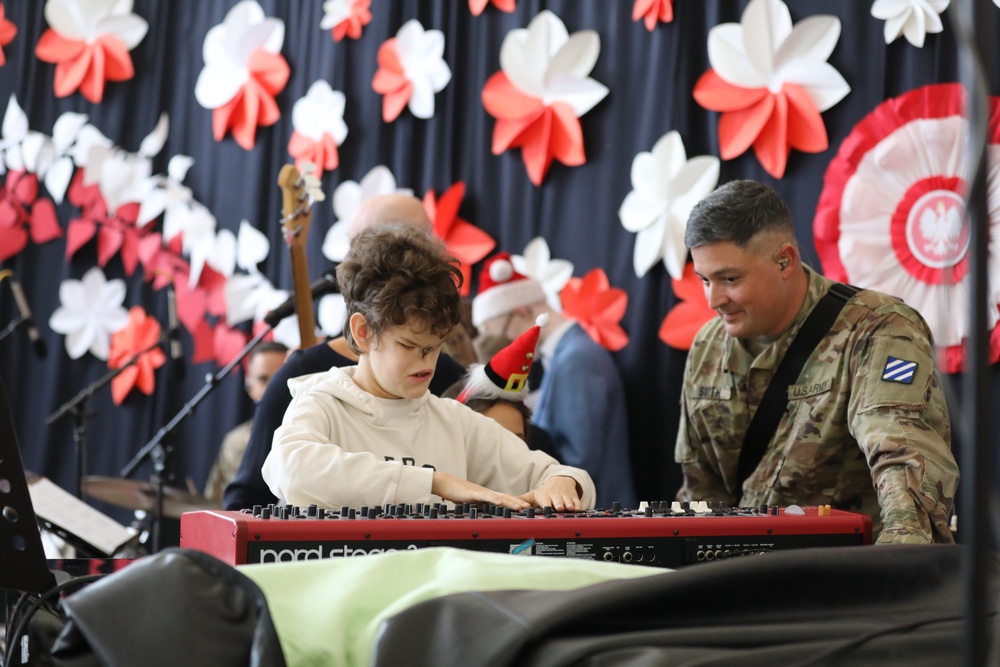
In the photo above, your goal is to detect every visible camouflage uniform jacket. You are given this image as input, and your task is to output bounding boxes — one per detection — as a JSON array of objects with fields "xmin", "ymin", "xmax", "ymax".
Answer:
[{"xmin": 675, "ymin": 267, "xmax": 958, "ymax": 544}]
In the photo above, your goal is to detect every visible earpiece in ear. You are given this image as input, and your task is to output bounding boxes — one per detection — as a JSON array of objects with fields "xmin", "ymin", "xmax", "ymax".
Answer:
[{"xmin": 778, "ymin": 259, "xmax": 790, "ymax": 270}]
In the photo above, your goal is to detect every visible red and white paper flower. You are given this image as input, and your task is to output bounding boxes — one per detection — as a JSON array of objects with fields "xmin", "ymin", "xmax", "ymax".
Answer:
[
  {"xmin": 814, "ymin": 83, "xmax": 1000, "ymax": 372},
  {"xmin": 289, "ymin": 81, "xmax": 348, "ymax": 177},
  {"xmin": 618, "ymin": 131, "xmax": 719, "ymax": 280},
  {"xmin": 34, "ymin": 0, "xmax": 148, "ymax": 103},
  {"xmin": 560, "ymin": 268, "xmax": 629, "ymax": 352},
  {"xmin": 49, "ymin": 266, "xmax": 129, "ymax": 360},
  {"xmin": 372, "ymin": 20, "xmax": 451, "ymax": 123},
  {"xmin": 482, "ymin": 10, "xmax": 608, "ymax": 186},
  {"xmin": 871, "ymin": 0, "xmax": 948, "ymax": 48},
  {"xmin": 423, "ymin": 182, "xmax": 495, "ymax": 296},
  {"xmin": 108, "ymin": 306, "xmax": 166, "ymax": 404},
  {"xmin": 195, "ymin": 0, "xmax": 289, "ymax": 150},
  {"xmin": 469, "ymin": 0, "xmax": 515, "ymax": 16},
  {"xmin": 0, "ymin": 2, "xmax": 17, "ymax": 67},
  {"xmin": 633, "ymin": 0, "xmax": 674, "ymax": 31},
  {"xmin": 320, "ymin": 0, "xmax": 371, "ymax": 42},
  {"xmin": 693, "ymin": 0, "xmax": 850, "ymax": 179}
]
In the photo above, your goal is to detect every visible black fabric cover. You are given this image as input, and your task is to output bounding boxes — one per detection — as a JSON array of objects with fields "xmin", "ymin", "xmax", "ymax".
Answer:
[
  {"xmin": 49, "ymin": 548, "xmax": 285, "ymax": 667},
  {"xmin": 372, "ymin": 545, "xmax": 998, "ymax": 667}
]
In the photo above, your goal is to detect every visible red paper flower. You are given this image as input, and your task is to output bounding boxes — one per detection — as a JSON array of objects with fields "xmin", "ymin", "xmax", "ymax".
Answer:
[
  {"xmin": 632, "ymin": 0, "xmax": 673, "ymax": 30},
  {"xmin": 0, "ymin": 2, "xmax": 17, "ymax": 67},
  {"xmin": 0, "ymin": 170, "xmax": 62, "ymax": 262},
  {"xmin": 692, "ymin": 0, "xmax": 849, "ymax": 179},
  {"xmin": 560, "ymin": 268, "xmax": 629, "ymax": 352},
  {"xmin": 108, "ymin": 306, "xmax": 166, "ymax": 405},
  {"xmin": 321, "ymin": 0, "xmax": 372, "ymax": 42},
  {"xmin": 481, "ymin": 11, "xmax": 607, "ymax": 186},
  {"xmin": 195, "ymin": 3, "xmax": 289, "ymax": 151},
  {"xmin": 469, "ymin": 0, "xmax": 516, "ymax": 16},
  {"xmin": 211, "ymin": 49, "xmax": 289, "ymax": 151},
  {"xmin": 33, "ymin": 0, "xmax": 148, "ymax": 103},
  {"xmin": 422, "ymin": 182, "xmax": 495, "ymax": 296},
  {"xmin": 372, "ymin": 21, "xmax": 451, "ymax": 123},
  {"xmin": 659, "ymin": 262, "xmax": 715, "ymax": 351},
  {"xmin": 64, "ymin": 171, "xmax": 142, "ymax": 275}
]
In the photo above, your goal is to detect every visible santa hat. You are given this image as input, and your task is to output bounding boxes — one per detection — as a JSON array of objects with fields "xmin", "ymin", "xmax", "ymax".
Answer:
[
  {"xmin": 458, "ymin": 313, "xmax": 549, "ymax": 404},
  {"xmin": 471, "ymin": 252, "xmax": 547, "ymax": 327}
]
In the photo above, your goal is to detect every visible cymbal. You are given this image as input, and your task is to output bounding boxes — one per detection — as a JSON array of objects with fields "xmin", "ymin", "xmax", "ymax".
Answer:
[{"xmin": 82, "ymin": 476, "xmax": 218, "ymax": 518}]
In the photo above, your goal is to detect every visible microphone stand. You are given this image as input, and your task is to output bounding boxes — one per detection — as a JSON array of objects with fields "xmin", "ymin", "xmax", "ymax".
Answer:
[
  {"xmin": 0, "ymin": 314, "xmax": 27, "ymax": 343},
  {"xmin": 119, "ymin": 322, "xmax": 274, "ymax": 553},
  {"xmin": 46, "ymin": 331, "xmax": 174, "ymax": 499}
]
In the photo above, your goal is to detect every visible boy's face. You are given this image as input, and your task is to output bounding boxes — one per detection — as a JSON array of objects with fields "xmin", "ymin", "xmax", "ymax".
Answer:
[{"xmin": 353, "ymin": 318, "xmax": 445, "ymax": 400}]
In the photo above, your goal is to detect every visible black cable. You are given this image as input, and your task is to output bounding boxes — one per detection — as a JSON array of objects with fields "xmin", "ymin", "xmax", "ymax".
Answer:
[{"xmin": 2, "ymin": 574, "xmax": 105, "ymax": 667}]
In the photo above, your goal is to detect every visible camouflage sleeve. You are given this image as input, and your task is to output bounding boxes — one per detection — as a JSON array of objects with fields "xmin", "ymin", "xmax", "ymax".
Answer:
[
  {"xmin": 848, "ymin": 310, "xmax": 959, "ymax": 545},
  {"xmin": 674, "ymin": 395, "xmax": 732, "ymax": 503}
]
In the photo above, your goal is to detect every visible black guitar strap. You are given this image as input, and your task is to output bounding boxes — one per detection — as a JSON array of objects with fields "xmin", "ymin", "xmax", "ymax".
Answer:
[{"xmin": 735, "ymin": 283, "xmax": 860, "ymax": 502}]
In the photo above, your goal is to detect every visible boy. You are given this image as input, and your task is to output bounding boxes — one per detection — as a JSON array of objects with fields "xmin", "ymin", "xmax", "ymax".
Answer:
[{"xmin": 262, "ymin": 223, "xmax": 595, "ymax": 510}]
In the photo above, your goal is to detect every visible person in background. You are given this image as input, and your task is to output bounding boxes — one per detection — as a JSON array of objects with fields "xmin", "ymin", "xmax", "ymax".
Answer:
[
  {"xmin": 442, "ymin": 316, "xmax": 558, "ymax": 460},
  {"xmin": 222, "ymin": 194, "xmax": 466, "ymax": 510},
  {"xmin": 261, "ymin": 222, "xmax": 595, "ymax": 510},
  {"xmin": 675, "ymin": 179, "xmax": 959, "ymax": 544},
  {"xmin": 203, "ymin": 341, "xmax": 287, "ymax": 503},
  {"xmin": 471, "ymin": 253, "xmax": 637, "ymax": 510}
]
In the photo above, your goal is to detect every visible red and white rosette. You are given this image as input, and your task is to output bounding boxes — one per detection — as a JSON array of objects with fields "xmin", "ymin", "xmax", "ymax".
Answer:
[{"xmin": 815, "ymin": 83, "xmax": 1000, "ymax": 372}]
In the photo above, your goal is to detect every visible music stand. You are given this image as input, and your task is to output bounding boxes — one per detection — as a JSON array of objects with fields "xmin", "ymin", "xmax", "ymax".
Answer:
[{"xmin": 0, "ymin": 374, "xmax": 57, "ymax": 594}]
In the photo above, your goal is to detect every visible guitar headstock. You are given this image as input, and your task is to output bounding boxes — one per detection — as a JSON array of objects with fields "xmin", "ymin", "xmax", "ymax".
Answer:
[{"xmin": 277, "ymin": 164, "xmax": 315, "ymax": 250}]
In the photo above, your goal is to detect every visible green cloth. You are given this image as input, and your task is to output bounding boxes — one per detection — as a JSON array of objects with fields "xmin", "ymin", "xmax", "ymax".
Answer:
[{"xmin": 240, "ymin": 547, "xmax": 663, "ymax": 667}]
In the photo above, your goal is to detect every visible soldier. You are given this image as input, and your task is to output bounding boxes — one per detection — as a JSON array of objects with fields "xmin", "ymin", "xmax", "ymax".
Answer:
[{"xmin": 675, "ymin": 179, "xmax": 959, "ymax": 544}]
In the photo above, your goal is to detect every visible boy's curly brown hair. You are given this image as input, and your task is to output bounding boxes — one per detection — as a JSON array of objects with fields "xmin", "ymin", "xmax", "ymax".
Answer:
[{"xmin": 337, "ymin": 222, "xmax": 464, "ymax": 354}]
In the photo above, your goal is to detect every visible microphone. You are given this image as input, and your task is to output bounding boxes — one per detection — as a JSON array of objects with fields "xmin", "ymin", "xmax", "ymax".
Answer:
[
  {"xmin": 8, "ymin": 278, "xmax": 47, "ymax": 358},
  {"xmin": 263, "ymin": 273, "xmax": 338, "ymax": 327},
  {"xmin": 166, "ymin": 284, "xmax": 185, "ymax": 381}
]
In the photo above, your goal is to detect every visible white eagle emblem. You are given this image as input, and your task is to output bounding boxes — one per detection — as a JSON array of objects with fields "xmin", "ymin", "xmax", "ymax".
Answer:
[{"xmin": 918, "ymin": 201, "xmax": 963, "ymax": 258}]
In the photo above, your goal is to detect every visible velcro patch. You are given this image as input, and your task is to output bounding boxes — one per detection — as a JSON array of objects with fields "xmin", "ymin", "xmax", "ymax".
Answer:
[{"xmin": 882, "ymin": 356, "xmax": 917, "ymax": 384}]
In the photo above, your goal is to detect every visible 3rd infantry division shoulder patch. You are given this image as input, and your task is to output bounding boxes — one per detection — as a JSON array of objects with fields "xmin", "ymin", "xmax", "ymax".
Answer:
[{"xmin": 882, "ymin": 356, "xmax": 917, "ymax": 384}]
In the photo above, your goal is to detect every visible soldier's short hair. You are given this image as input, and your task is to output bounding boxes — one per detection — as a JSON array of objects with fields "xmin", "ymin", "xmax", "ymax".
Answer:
[
  {"xmin": 685, "ymin": 180, "xmax": 794, "ymax": 249},
  {"xmin": 337, "ymin": 221, "xmax": 463, "ymax": 355}
]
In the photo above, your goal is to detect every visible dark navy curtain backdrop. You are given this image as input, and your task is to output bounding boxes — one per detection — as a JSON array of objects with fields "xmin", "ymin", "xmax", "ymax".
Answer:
[{"xmin": 0, "ymin": 1, "xmax": 997, "ymax": 536}]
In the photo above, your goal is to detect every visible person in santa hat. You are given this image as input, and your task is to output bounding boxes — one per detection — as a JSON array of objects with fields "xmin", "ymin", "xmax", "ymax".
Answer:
[
  {"xmin": 443, "ymin": 314, "xmax": 558, "ymax": 459},
  {"xmin": 472, "ymin": 252, "xmax": 638, "ymax": 509}
]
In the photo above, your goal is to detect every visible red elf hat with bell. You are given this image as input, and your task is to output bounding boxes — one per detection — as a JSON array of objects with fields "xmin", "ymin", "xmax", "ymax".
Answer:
[{"xmin": 458, "ymin": 313, "xmax": 549, "ymax": 404}]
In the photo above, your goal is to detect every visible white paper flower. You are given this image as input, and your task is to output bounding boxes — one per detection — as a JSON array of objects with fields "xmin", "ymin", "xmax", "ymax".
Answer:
[
  {"xmin": 871, "ymin": 0, "xmax": 949, "ymax": 48},
  {"xmin": 318, "ymin": 293, "xmax": 346, "ymax": 337},
  {"xmin": 136, "ymin": 154, "xmax": 195, "ymax": 227},
  {"xmin": 618, "ymin": 131, "xmax": 720, "ymax": 280},
  {"xmin": 85, "ymin": 146, "xmax": 152, "ymax": 216},
  {"xmin": 49, "ymin": 266, "xmax": 130, "ymax": 360},
  {"xmin": 194, "ymin": 0, "xmax": 284, "ymax": 110},
  {"xmin": 44, "ymin": 111, "xmax": 90, "ymax": 202},
  {"xmin": 321, "ymin": 165, "xmax": 412, "ymax": 262},
  {"xmin": 511, "ymin": 237, "xmax": 574, "ymax": 313},
  {"xmin": 236, "ymin": 219, "xmax": 270, "ymax": 273},
  {"xmin": 708, "ymin": 0, "xmax": 849, "ymax": 112},
  {"xmin": 177, "ymin": 203, "xmax": 220, "ymax": 287},
  {"xmin": 44, "ymin": 0, "xmax": 148, "ymax": 47},
  {"xmin": 499, "ymin": 10, "xmax": 607, "ymax": 117},
  {"xmin": 224, "ymin": 272, "xmax": 267, "ymax": 325}
]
